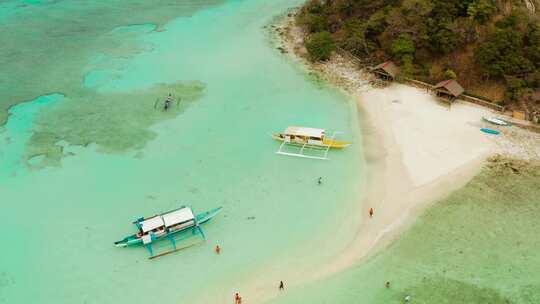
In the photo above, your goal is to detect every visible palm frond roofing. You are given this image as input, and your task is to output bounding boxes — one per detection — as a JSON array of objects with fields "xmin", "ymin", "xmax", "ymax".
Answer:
[
  {"xmin": 433, "ymin": 79, "xmax": 465, "ymax": 97},
  {"xmin": 370, "ymin": 61, "xmax": 400, "ymax": 78}
]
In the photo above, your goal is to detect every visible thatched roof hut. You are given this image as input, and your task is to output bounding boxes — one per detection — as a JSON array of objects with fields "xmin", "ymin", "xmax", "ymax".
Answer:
[
  {"xmin": 370, "ymin": 61, "xmax": 400, "ymax": 81},
  {"xmin": 433, "ymin": 79, "xmax": 464, "ymax": 102}
]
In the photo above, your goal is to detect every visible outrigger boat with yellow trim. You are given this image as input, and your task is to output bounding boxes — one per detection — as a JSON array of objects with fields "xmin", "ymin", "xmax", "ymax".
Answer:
[
  {"xmin": 114, "ymin": 206, "xmax": 222, "ymax": 259},
  {"xmin": 272, "ymin": 126, "xmax": 351, "ymax": 160}
]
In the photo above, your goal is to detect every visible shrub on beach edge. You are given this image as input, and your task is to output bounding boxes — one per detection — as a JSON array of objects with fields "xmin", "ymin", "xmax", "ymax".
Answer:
[{"xmin": 306, "ymin": 31, "xmax": 335, "ymax": 62}]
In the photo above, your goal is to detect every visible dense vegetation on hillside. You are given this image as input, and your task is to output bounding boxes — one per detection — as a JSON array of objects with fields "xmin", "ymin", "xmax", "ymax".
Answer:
[{"xmin": 297, "ymin": 0, "xmax": 540, "ymax": 115}]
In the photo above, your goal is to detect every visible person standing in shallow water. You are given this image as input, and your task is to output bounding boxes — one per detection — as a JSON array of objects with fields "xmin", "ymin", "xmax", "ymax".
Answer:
[
  {"xmin": 279, "ymin": 280, "xmax": 284, "ymax": 290},
  {"xmin": 164, "ymin": 93, "xmax": 173, "ymax": 111},
  {"xmin": 215, "ymin": 245, "xmax": 221, "ymax": 254}
]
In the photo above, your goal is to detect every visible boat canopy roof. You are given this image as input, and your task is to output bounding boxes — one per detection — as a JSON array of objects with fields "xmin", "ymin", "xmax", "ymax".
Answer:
[
  {"xmin": 284, "ymin": 126, "xmax": 325, "ymax": 138},
  {"xmin": 141, "ymin": 216, "xmax": 165, "ymax": 233},
  {"xmin": 162, "ymin": 207, "xmax": 195, "ymax": 227}
]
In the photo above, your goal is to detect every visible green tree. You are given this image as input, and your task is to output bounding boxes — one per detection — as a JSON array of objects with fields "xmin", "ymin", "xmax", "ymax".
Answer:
[
  {"xmin": 444, "ymin": 69, "xmax": 457, "ymax": 79},
  {"xmin": 467, "ymin": 0, "xmax": 497, "ymax": 23},
  {"xmin": 495, "ymin": 13, "xmax": 518, "ymax": 29},
  {"xmin": 524, "ymin": 23, "xmax": 540, "ymax": 69},
  {"xmin": 305, "ymin": 0, "xmax": 323, "ymax": 14},
  {"xmin": 430, "ymin": 0, "xmax": 459, "ymax": 22},
  {"xmin": 342, "ymin": 19, "xmax": 371, "ymax": 55},
  {"xmin": 342, "ymin": 33, "xmax": 369, "ymax": 55},
  {"xmin": 476, "ymin": 29, "xmax": 534, "ymax": 77},
  {"xmin": 527, "ymin": 71, "xmax": 540, "ymax": 88},
  {"xmin": 365, "ymin": 9, "xmax": 388, "ymax": 38},
  {"xmin": 306, "ymin": 31, "xmax": 335, "ymax": 61},
  {"xmin": 456, "ymin": 0, "xmax": 476, "ymax": 16},
  {"xmin": 401, "ymin": 54, "xmax": 416, "ymax": 77},
  {"xmin": 307, "ymin": 14, "xmax": 328, "ymax": 33},
  {"xmin": 505, "ymin": 76, "xmax": 527, "ymax": 101},
  {"xmin": 426, "ymin": 19, "xmax": 462, "ymax": 54},
  {"xmin": 391, "ymin": 34, "xmax": 415, "ymax": 60}
]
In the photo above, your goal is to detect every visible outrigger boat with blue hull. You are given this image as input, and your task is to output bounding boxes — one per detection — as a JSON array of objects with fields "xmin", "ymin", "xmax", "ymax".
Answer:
[{"xmin": 114, "ymin": 206, "xmax": 222, "ymax": 259}]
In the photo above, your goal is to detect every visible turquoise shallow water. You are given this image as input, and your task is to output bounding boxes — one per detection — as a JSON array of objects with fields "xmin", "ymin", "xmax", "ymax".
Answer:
[
  {"xmin": 0, "ymin": 1, "xmax": 365, "ymax": 303},
  {"xmin": 0, "ymin": 0, "xmax": 226, "ymax": 125},
  {"xmin": 268, "ymin": 159, "xmax": 540, "ymax": 304},
  {"xmin": 0, "ymin": 93, "xmax": 64, "ymax": 178}
]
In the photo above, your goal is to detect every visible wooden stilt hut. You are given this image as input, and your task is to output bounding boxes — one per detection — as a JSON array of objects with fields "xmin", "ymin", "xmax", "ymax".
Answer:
[
  {"xmin": 433, "ymin": 79, "xmax": 464, "ymax": 104},
  {"xmin": 369, "ymin": 61, "xmax": 400, "ymax": 87}
]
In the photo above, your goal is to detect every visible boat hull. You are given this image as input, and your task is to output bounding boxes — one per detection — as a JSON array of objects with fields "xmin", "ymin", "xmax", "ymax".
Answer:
[
  {"xmin": 114, "ymin": 207, "xmax": 222, "ymax": 248},
  {"xmin": 271, "ymin": 134, "xmax": 351, "ymax": 149},
  {"xmin": 480, "ymin": 128, "xmax": 500, "ymax": 135},
  {"xmin": 483, "ymin": 117, "xmax": 509, "ymax": 126}
]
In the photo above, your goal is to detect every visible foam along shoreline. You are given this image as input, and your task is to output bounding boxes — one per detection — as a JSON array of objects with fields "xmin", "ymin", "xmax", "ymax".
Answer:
[{"xmin": 273, "ymin": 12, "xmax": 540, "ymax": 289}]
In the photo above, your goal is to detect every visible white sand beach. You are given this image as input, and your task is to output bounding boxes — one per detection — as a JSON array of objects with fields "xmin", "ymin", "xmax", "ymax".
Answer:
[{"xmin": 262, "ymin": 14, "xmax": 540, "ymax": 299}]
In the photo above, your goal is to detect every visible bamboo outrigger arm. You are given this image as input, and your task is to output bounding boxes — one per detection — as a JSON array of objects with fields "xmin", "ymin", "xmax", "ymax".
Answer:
[
  {"xmin": 114, "ymin": 206, "xmax": 222, "ymax": 259},
  {"xmin": 273, "ymin": 128, "xmax": 348, "ymax": 160}
]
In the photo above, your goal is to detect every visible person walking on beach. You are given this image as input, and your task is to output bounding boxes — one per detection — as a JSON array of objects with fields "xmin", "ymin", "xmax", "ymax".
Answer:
[
  {"xmin": 234, "ymin": 293, "xmax": 240, "ymax": 304},
  {"xmin": 279, "ymin": 280, "xmax": 285, "ymax": 290},
  {"xmin": 215, "ymin": 245, "xmax": 221, "ymax": 254},
  {"xmin": 369, "ymin": 207, "xmax": 374, "ymax": 218}
]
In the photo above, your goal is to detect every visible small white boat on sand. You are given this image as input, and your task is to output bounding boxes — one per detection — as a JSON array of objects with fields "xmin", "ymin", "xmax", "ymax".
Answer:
[{"xmin": 483, "ymin": 117, "xmax": 510, "ymax": 126}]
